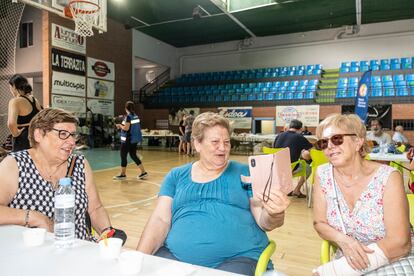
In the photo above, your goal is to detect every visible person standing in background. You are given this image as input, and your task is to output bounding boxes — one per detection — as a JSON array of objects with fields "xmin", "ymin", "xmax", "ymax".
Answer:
[
  {"xmin": 85, "ymin": 107, "xmax": 95, "ymax": 148},
  {"xmin": 392, "ymin": 125, "xmax": 409, "ymax": 146},
  {"xmin": 366, "ymin": 119, "xmax": 391, "ymax": 146},
  {"xmin": 178, "ymin": 115, "xmax": 187, "ymax": 154},
  {"xmin": 7, "ymin": 74, "xmax": 42, "ymax": 152},
  {"xmin": 184, "ymin": 110, "xmax": 195, "ymax": 156},
  {"xmin": 113, "ymin": 101, "xmax": 148, "ymax": 180}
]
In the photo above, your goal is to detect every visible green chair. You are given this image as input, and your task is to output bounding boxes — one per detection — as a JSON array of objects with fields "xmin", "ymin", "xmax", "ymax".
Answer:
[
  {"xmin": 308, "ymin": 149, "xmax": 329, "ymax": 207},
  {"xmin": 320, "ymin": 194, "xmax": 414, "ymax": 264},
  {"xmin": 255, "ymin": 240, "xmax": 276, "ymax": 276},
  {"xmin": 262, "ymin": 147, "xmax": 308, "ymax": 204}
]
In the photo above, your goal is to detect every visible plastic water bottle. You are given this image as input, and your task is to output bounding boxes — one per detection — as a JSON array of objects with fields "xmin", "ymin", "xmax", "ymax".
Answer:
[{"xmin": 54, "ymin": 177, "xmax": 75, "ymax": 248}]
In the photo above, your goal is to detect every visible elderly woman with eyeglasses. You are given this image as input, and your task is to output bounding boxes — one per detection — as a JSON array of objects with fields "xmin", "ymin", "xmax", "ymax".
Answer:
[
  {"xmin": 0, "ymin": 108, "xmax": 115, "ymax": 241},
  {"xmin": 137, "ymin": 112, "xmax": 290, "ymax": 275},
  {"xmin": 312, "ymin": 114, "xmax": 411, "ymax": 275}
]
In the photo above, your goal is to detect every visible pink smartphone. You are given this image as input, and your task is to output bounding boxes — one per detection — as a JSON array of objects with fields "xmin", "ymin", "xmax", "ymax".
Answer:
[{"xmin": 248, "ymin": 148, "xmax": 294, "ymax": 198}]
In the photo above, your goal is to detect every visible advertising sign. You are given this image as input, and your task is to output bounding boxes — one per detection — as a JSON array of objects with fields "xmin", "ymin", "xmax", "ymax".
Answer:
[
  {"xmin": 355, "ymin": 70, "xmax": 372, "ymax": 123},
  {"xmin": 51, "ymin": 23, "xmax": 86, "ymax": 54},
  {"xmin": 87, "ymin": 78, "xmax": 114, "ymax": 100},
  {"xmin": 52, "ymin": 71, "xmax": 86, "ymax": 97},
  {"xmin": 51, "ymin": 94, "xmax": 86, "ymax": 114},
  {"xmin": 218, "ymin": 106, "xmax": 252, "ymax": 129},
  {"xmin": 276, "ymin": 105, "xmax": 320, "ymax": 127},
  {"xmin": 87, "ymin": 57, "xmax": 115, "ymax": 81},
  {"xmin": 52, "ymin": 48, "xmax": 86, "ymax": 76},
  {"xmin": 87, "ymin": 99, "xmax": 114, "ymax": 116}
]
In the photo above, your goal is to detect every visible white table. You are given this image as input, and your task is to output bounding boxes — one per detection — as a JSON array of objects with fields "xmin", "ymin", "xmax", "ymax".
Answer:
[
  {"xmin": 368, "ymin": 153, "xmax": 409, "ymax": 163},
  {"xmin": 0, "ymin": 225, "xmax": 238, "ymax": 276}
]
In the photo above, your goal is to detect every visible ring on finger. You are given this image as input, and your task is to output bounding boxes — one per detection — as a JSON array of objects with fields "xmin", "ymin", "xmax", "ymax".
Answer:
[{"xmin": 349, "ymin": 256, "xmax": 354, "ymax": 260}]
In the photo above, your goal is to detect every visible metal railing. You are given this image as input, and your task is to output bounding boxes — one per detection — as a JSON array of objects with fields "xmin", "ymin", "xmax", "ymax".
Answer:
[{"xmin": 134, "ymin": 68, "xmax": 170, "ymax": 103}]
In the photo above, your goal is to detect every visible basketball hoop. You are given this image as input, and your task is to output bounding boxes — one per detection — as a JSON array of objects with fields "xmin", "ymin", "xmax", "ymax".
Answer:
[{"xmin": 66, "ymin": 0, "xmax": 100, "ymax": 37}]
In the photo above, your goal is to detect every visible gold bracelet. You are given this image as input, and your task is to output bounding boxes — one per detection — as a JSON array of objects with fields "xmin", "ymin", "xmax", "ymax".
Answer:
[{"xmin": 24, "ymin": 210, "xmax": 30, "ymax": 227}]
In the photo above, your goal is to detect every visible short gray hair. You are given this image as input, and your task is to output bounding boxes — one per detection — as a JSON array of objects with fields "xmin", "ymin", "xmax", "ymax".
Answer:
[{"xmin": 191, "ymin": 112, "xmax": 231, "ymax": 142}]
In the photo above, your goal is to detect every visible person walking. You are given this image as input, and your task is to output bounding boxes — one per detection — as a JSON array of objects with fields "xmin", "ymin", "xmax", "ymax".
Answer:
[
  {"xmin": 113, "ymin": 101, "xmax": 148, "ymax": 180},
  {"xmin": 7, "ymin": 74, "xmax": 42, "ymax": 152}
]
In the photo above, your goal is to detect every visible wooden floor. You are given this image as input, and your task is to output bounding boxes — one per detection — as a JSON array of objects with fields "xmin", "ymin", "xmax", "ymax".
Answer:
[{"xmin": 93, "ymin": 149, "xmax": 321, "ymax": 275}]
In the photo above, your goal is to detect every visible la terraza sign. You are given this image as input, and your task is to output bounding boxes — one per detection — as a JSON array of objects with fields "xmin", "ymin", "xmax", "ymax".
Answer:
[{"xmin": 52, "ymin": 48, "xmax": 86, "ymax": 76}]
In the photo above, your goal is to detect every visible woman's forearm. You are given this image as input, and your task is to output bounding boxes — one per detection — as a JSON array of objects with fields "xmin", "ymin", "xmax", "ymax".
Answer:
[
  {"xmin": 259, "ymin": 209, "xmax": 285, "ymax": 231},
  {"xmin": 89, "ymin": 205, "xmax": 111, "ymax": 234},
  {"xmin": 377, "ymin": 236, "xmax": 411, "ymax": 262},
  {"xmin": 137, "ymin": 217, "xmax": 170, "ymax": 254}
]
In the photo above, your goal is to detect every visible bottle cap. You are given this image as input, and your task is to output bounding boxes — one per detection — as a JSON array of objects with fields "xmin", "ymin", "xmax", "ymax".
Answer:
[{"xmin": 59, "ymin": 177, "xmax": 72, "ymax": 186}]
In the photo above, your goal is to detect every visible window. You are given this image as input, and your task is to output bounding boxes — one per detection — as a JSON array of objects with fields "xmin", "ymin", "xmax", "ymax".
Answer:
[{"xmin": 19, "ymin": 22, "xmax": 33, "ymax": 48}]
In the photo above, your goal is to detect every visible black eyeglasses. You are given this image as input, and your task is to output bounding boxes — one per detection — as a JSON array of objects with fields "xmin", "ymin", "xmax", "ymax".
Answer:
[
  {"xmin": 315, "ymin": 134, "xmax": 357, "ymax": 150},
  {"xmin": 51, "ymin": 128, "xmax": 80, "ymax": 140}
]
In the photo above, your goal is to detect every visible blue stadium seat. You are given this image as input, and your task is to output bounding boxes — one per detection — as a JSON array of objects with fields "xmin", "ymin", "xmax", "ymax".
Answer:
[
  {"xmin": 247, "ymin": 94, "xmax": 256, "ymax": 101},
  {"xmin": 338, "ymin": 78, "xmax": 348, "ymax": 85},
  {"xmin": 380, "ymin": 64, "xmax": 391, "ymax": 70},
  {"xmin": 307, "ymin": 85, "xmax": 317, "ymax": 93},
  {"xmin": 390, "ymin": 58, "xmax": 399, "ymax": 64},
  {"xmin": 279, "ymin": 86, "xmax": 287, "ymax": 93},
  {"xmin": 383, "ymin": 82, "xmax": 395, "ymax": 96},
  {"xmin": 401, "ymin": 58, "xmax": 412, "ymax": 69},
  {"xmin": 294, "ymin": 92, "xmax": 304, "ymax": 99},
  {"xmin": 296, "ymin": 70, "xmax": 304, "ymax": 76},
  {"xmin": 275, "ymin": 92, "xmax": 284, "ymax": 100},
  {"xmin": 231, "ymin": 94, "xmax": 239, "ymax": 101},
  {"xmin": 396, "ymin": 81, "xmax": 408, "ymax": 96},
  {"xmin": 393, "ymin": 74, "xmax": 404, "ymax": 82},
  {"xmin": 281, "ymin": 81, "xmax": 290, "ymax": 87},
  {"xmin": 240, "ymin": 94, "xmax": 248, "ymax": 101},
  {"xmin": 265, "ymin": 93, "xmax": 275, "ymax": 101},
  {"xmin": 313, "ymin": 69, "xmax": 322, "ymax": 75},
  {"xmin": 382, "ymin": 75, "xmax": 392, "ymax": 82},
  {"xmin": 380, "ymin": 59, "xmax": 390, "ymax": 65},
  {"xmin": 244, "ymin": 88, "xmax": 252, "ymax": 94},
  {"xmin": 340, "ymin": 67, "xmax": 350, "ymax": 73},
  {"xmin": 370, "ymin": 82, "xmax": 382, "ymax": 97},
  {"xmin": 305, "ymin": 91, "xmax": 314, "ymax": 99},
  {"xmin": 299, "ymin": 80, "xmax": 309, "ymax": 86},
  {"xmin": 265, "ymin": 82, "xmax": 273, "ymax": 88},
  {"xmin": 350, "ymin": 66, "xmax": 359, "ymax": 72},
  {"xmin": 273, "ymin": 81, "xmax": 281, "ymax": 87},
  {"xmin": 284, "ymin": 92, "xmax": 293, "ymax": 100},
  {"xmin": 309, "ymin": 79, "xmax": 319, "ymax": 86},
  {"xmin": 315, "ymin": 64, "xmax": 323, "ymax": 70},
  {"xmin": 290, "ymin": 80, "xmax": 299, "ymax": 86},
  {"xmin": 371, "ymin": 75, "xmax": 381, "ymax": 83},
  {"xmin": 391, "ymin": 63, "xmax": 401, "ymax": 70},
  {"xmin": 288, "ymin": 86, "xmax": 296, "ymax": 93},
  {"xmin": 249, "ymin": 83, "xmax": 256, "ymax": 88}
]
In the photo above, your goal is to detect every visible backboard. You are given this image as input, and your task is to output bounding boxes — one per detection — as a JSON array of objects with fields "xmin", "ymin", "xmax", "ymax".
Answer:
[{"xmin": 18, "ymin": 0, "xmax": 107, "ymax": 33}]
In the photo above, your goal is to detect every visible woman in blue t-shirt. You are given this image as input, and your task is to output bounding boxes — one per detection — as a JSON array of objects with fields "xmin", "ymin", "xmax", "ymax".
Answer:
[{"xmin": 137, "ymin": 112, "xmax": 290, "ymax": 275}]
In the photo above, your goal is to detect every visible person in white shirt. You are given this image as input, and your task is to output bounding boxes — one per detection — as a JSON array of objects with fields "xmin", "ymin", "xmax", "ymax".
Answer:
[
  {"xmin": 392, "ymin": 125, "xmax": 409, "ymax": 145},
  {"xmin": 366, "ymin": 119, "xmax": 392, "ymax": 146}
]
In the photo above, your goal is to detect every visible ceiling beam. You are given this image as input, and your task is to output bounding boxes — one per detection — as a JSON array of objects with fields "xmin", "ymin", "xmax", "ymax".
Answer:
[{"xmin": 209, "ymin": 0, "xmax": 256, "ymax": 38}]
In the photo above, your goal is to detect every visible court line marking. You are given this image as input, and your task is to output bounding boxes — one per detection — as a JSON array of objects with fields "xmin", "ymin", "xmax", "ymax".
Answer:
[
  {"xmin": 93, "ymin": 157, "xmax": 180, "ymax": 173},
  {"xmin": 105, "ymin": 179, "xmax": 161, "ymax": 209}
]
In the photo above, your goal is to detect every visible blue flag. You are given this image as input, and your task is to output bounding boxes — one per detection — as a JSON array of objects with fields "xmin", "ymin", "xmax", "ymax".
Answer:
[{"xmin": 355, "ymin": 70, "xmax": 371, "ymax": 123}]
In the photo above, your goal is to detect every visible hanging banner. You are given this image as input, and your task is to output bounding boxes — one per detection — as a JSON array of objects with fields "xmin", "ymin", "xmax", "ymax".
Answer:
[
  {"xmin": 87, "ymin": 57, "xmax": 115, "ymax": 81},
  {"xmin": 51, "ymin": 94, "xmax": 86, "ymax": 114},
  {"xmin": 51, "ymin": 23, "xmax": 86, "ymax": 54},
  {"xmin": 218, "ymin": 106, "xmax": 252, "ymax": 129},
  {"xmin": 52, "ymin": 48, "xmax": 86, "ymax": 76},
  {"xmin": 276, "ymin": 105, "xmax": 319, "ymax": 127},
  {"xmin": 87, "ymin": 99, "xmax": 114, "ymax": 116},
  {"xmin": 355, "ymin": 70, "xmax": 371, "ymax": 123},
  {"xmin": 87, "ymin": 78, "xmax": 114, "ymax": 100},
  {"xmin": 52, "ymin": 71, "xmax": 86, "ymax": 97}
]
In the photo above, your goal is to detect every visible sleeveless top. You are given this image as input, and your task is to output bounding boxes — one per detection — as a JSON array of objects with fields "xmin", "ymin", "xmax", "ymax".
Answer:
[
  {"xmin": 120, "ymin": 113, "xmax": 142, "ymax": 144},
  {"xmin": 318, "ymin": 163, "xmax": 395, "ymax": 245},
  {"xmin": 16, "ymin": 95, "xmax": 41, "ymax": 125},
  {"xmin": 8, "ymin": 150, "xmax": 91, "ymax": 241}
]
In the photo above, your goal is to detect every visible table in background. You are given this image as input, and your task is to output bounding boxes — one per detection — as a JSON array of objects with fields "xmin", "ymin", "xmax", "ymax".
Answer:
[
  {"xmin": 0, "ymin": 225, "xmax": 238, "ymax": 276},
  {"xmin": 368, "ymin": 153, "xmax": 409, "ymax": 163},
  {"xmin": 142, "ymin": 134, "xmax": 179, "ymax": 150}
]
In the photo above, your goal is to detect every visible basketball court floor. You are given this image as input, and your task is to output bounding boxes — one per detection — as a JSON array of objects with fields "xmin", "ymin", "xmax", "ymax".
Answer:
[{"xmin": 87, "ymin": 148, "xmax": 321, "ymax": 276}]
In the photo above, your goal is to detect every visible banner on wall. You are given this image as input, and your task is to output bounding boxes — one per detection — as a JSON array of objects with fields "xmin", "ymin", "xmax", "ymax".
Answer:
[
  {"xmin": 87, "ymin": 78, "xmax": 114, "ymax": 99},
  {"xmin": 87, "ymin": 57, "xmax": 115, "ymax": 81},
  {"xmin": 218, "ymin": 106, "xmax": 252, "ymax": 129},
  {"xmin": 51, "ymin": 94, "xmax": 86, "ymax": 114},
  {"xmin": 87, "ymin": 99, "xmax": 114, "ymax": 116},
  {"xmin": 276, "ymin": 105, "xmax": 319, "ymax": 127},
  {"xmin": 168, "ymin": 107, "xmax": 200, "ymax": 126},
  {"xmin": 51, "ymin": 23, "xmax": 86, "ymax": 54},
  {"xmin": 52, "ymin": 48, "xmax": 86, "ymax": 76},
  {"xmin": 52, "ymin": 71, "xmax": 86, "ymax": 97}
]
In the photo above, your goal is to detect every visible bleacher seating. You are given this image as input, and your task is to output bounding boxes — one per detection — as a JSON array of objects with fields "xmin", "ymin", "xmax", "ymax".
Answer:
[
  {"xmin": 340, "ymin": 57, "xmax": 413, "ymax": 73},
  {"xmin": 336, "ymin": 73, "xmax": 414, "ymax": 98},
  {"xmin": 176, "ymin": 64, "xmax": 322, "ymax": 84}
]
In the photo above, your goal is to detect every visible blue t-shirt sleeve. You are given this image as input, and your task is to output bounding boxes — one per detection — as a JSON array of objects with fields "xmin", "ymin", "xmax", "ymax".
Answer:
[
  {"xmin": 125, "ymin": 115, "xmax": 131, "ymax": 123},
  {"xmin": 159, "ymin": 169, "xmax": 177, "ymax": 198},
  {"xmin": 239, "ymin": 163, "xmax": 253, "ymax": 198}
]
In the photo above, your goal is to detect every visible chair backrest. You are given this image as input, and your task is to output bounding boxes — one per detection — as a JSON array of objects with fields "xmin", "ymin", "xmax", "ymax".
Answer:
[
  {"xmin": 255, "ymin": 240, "xmax": 276, "ymax": 276},
  {"xmin": 262, "ymin": 146, "xmax": 284, "ymax": 154},
  {"xmin": 309, "ymin": 148, "xmax": 329, "ymax": 184}
]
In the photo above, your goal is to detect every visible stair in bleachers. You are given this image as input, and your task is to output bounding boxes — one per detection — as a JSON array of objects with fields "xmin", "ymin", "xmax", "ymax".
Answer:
[{"xmin": 315, "ymin": 69, "xmax": 338, "ymax": 104}]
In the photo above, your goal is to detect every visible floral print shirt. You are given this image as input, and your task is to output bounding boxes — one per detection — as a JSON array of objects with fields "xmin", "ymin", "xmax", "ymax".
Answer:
[{"xmin": 318, "ymin": 163, "xmax": 396, "ymax": 245}]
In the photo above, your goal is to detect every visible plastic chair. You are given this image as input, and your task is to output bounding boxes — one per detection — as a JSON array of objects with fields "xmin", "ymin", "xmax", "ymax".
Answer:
[
  {"xmin": 255, "ymin": 240, "xmax": 276, "ymax": 276},
  {"xmin": 320, "ymin": 194, "xmax": 414, "ymax": 264},
  {"xmin": 308, "ymin": 149, "xmax": 329, "ymax": 207}
]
